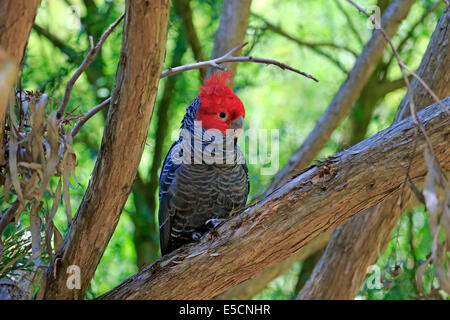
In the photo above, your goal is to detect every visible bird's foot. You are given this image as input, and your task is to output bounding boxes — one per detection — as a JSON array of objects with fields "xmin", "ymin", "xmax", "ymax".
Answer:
[
  {"xmin": 192, "ymin": 232, "xmax": 202, "ymax": 241},
  {"xmin": 205, "ymin": 217, "xmax": 226, "ymax": 229}
]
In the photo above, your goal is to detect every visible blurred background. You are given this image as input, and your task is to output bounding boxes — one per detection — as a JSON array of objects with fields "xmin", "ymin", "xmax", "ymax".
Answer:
[{"xmin": 10, "ymin": 0, "xmax": 445, "ymax": 299}]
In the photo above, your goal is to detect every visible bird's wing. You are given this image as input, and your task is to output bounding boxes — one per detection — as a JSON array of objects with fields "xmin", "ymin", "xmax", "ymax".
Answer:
[{"xmin": 158, "ymin": 140, "xmax": 181, "ymax": 255}]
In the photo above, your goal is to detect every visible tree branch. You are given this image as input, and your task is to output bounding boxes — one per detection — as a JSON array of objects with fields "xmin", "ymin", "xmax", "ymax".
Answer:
[
  {"xmin": 99, "ymin": 100, "xmax": 450, "ymax": 300},
  {"xmin": 207, "ymin": 0, "xmax": 252, "ymax": 81},
  {"xmin": 333, "ymin": 0, "xmax": 364, "ymax": 47},
  {"xmin": 257, "ymin": 0, "xmax": 416, "ymax": 199},
  {"xmin": 251, "ymin": 11, "xmax": 358, "ymax": 64}
]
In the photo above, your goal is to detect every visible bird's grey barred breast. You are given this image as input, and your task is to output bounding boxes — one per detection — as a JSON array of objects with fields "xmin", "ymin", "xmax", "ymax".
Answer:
[{"xmin": 158, "ymin": 96, "xmax": 249, "ymax": 255}]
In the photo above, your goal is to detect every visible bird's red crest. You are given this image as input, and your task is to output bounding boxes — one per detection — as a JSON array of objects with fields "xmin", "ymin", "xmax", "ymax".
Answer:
[{"xmin": 197, "ymin": 71, "xmax": 245, "ymax": 133}]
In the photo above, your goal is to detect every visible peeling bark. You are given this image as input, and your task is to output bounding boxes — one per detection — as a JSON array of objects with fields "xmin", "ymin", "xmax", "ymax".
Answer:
[
  {"xmin": 99, "ymin": 100, "xmax": 450, "ymax": 300},
  {"xmin": 36, "ymin": 0, "xmax": 171, "ymax": 300}
]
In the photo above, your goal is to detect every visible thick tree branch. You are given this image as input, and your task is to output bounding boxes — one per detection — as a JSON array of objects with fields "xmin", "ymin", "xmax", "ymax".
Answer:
[
  {"xmin": 99, "ymin": 100, "xmax": 449, "ymax": 300},
  {"xmin": 298, "ymin": 6, "xmax": 450, "ymax": 300},
  {"xmin": 37, "ymin": 0, "xmax": 171, "ymax": 300},
  {"xmin": 258, "ymin": 0, "xmax": 415, "ymax": 199},
  {"xmin": 213, "ymin": 231, "xmax": 332, "ymax": 300},
  {"xmin": 207, "ymin": 0, "xmax": 252, "ymax": 82},
  {"xmin": 251, "ymin": 12, "xmax": 357, "ymax": 73}
]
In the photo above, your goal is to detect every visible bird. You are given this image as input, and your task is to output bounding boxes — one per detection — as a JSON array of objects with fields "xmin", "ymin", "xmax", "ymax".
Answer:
[{"xmin": 158, "ymin": 71, "xmax": 249, "ymax": 255}]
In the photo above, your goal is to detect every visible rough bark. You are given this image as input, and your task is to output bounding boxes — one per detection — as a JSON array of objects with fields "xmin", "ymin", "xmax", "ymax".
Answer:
[
  {"xmin": 213, "ymin": 231, "xmax": 331, "ymax": 300},
  {"xmin": 207, "ymin": 0, "xmax": 252, "ymax": 82},
  {"xmin": 36, "ymin": 0, "xmax": 171, "ymax": 300},
  {"xmin": 260, "ymin": 0, "xmax": 415, "ymax": 198},
  {"xmin": 0, "ymin": 0, "xmax": 40, "ymax": 166},
  {"xmin": 98, "ymin": 100, "xmax": 450, "ymax": 300},
  {"xmin": 298, "ymin": 7, "xmax": 450, "ymax": 300}
]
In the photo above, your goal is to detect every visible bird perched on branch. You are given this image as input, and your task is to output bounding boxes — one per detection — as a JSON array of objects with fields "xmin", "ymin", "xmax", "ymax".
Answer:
[{"xmin": 158, "ymin": 71, "xmax": 249, "ymax": 255}]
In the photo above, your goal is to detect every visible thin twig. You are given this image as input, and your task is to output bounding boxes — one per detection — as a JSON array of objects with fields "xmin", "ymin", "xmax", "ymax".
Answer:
[
  {"xmin": 70, "ymin": 41, "xmax": 318, "ymax": 135},
  {"xmin": 71, "ymin": 97, "xmax": 111, "ymax": 137},
  {"xmin": 56, "ymin": 13, "xmax": 124, "ymax": 118},
  {"xmin": 161, "ymin": 42, "xmax": 318, "ymax": 82}
]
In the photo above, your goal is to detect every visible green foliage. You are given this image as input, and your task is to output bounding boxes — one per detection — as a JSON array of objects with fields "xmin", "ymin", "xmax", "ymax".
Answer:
[{"xmin": 5, "ymin": 0, "xmax": 443, "ymax": 299}]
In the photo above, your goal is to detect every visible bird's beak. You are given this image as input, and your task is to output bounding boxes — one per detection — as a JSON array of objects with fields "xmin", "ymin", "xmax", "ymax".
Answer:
[
  {"xmin": 230, "ymin": 116, "xmax": 244, "ymax": 130},
  {"xmin": 229, "ymin": 116, "xmax": 244, "ymax": 138}
]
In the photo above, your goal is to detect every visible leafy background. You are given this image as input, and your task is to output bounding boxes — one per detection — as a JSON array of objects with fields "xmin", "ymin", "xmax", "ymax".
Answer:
[{"xmin": 1, "ymin": 0, "xmax": 446, "ymax": 299}]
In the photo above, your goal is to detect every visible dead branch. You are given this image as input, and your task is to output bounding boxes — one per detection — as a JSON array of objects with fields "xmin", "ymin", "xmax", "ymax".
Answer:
[
  {"xmin": 56, "ymin": 12, "xmax": 124, "ymax": 118},
  {"xmin": 345, "ymin": 0, "xmax": 450, "ymax": 121},
  {"xmin": 99, "ymin": 100, "xmax": 449, "ymax": 300}
]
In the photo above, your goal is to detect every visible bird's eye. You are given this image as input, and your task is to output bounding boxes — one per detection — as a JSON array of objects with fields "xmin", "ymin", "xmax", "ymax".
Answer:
[{"xmin": 219, "ymin": 112, "xmax": 227, "ymax": 119}]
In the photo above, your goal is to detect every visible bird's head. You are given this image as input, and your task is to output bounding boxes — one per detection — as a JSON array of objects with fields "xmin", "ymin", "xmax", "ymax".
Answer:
[{"xmin": 196, "ymin": 71, "xmax": 245, "ymax": 135}]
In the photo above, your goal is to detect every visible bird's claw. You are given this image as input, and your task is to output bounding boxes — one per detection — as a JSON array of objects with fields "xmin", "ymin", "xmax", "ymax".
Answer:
[
  {"xmin": 192, "ymin": 232, "xmax": 202, "ymax": 241},
  {"xmin": 205, "ymin": 217, "xmax": 226, "ymax": 229}
]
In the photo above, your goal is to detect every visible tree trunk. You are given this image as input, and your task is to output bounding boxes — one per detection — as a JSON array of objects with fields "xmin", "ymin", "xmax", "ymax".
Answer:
[
  {"xmin": 207, "ymin": 0, "xmax": 252, "ymax": 82},
  {"xmin": 36, "ymin": 0, "xmax": 171, "ymax": 300},
  {"xmin": 260, "ymin": 0, "xmax": 415, "ymax": 198},
  {"xmin": 298, "ymin": 6, "xmax": 450, "ymax": 300},
  {"xmin": 98, "ymin": 100, "xmax": 449, "ymax": 299}
]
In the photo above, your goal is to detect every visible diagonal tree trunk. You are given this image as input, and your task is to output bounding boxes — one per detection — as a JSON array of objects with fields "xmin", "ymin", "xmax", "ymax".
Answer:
[
  {"xmin": 98, "ymin": 100, "xmax": 449, "ymax": 299},
  {"xmin": 36, "ymin": 0, "xmax": 171, "ymax": 300},
  {"xmin": 298, "ymin": 6, "xmax": 450, "ymax": 300}
]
